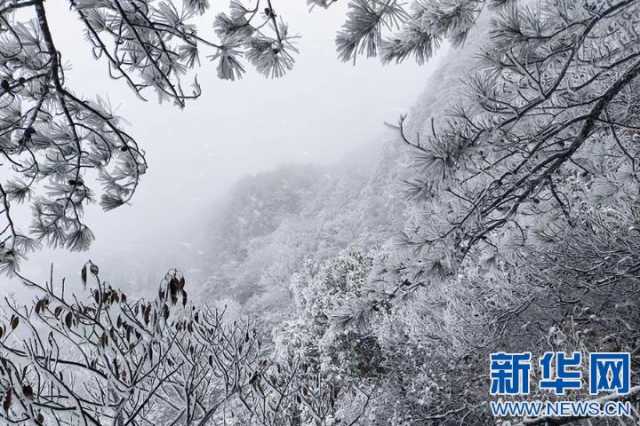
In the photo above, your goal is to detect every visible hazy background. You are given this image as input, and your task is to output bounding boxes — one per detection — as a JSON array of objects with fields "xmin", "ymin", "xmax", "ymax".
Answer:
[{"xmin": 5, "ymin": 1, "xmax": 445, "ymax": 293}]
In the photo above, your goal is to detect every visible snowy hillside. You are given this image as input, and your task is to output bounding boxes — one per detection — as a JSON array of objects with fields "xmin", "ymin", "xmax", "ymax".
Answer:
[{"xmin": 199, "ymin": 135, "xmax": 410, "ymax": 316}]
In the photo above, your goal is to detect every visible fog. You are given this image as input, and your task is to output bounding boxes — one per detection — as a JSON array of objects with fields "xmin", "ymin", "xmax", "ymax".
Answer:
[{"xmin": 4, "ymin": 1, "xmax": 444, "ymax": 294}]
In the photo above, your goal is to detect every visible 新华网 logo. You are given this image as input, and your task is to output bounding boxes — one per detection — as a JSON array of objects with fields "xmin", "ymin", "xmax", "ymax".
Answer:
[
  {"xmin": 490, "ymin": 351, "xmax": 630, "ymax": 396},
  {"xmin": 489, "ymin": 352, "xmax": 633, "ymax": 419}
]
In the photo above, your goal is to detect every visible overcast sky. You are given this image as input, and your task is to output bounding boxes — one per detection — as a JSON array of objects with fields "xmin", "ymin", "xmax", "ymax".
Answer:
[{"xmin": 8, "ymin": 1, "xmax": 446, "ymax": 290}]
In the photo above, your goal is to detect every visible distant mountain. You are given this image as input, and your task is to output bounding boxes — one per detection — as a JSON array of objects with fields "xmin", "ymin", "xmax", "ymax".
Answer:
[
  {"xmin": 199, "ymin": 135, "xmax": 411, "ymax": 318},
  {"xmin": 206, "ymin": 164, "xmax": 326, "ymax": 263}
]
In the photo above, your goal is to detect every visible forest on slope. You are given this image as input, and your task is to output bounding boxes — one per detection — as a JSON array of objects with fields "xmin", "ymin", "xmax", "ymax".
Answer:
[{"xmin": 198, "ymin": 135, "xmax": 410, "ymax": 318}]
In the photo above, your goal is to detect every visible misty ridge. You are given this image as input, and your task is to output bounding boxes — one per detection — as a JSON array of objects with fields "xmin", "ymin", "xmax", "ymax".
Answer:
[{"xmin": 1, "ymin": 0, "xmax": 640, "ymax": 425}]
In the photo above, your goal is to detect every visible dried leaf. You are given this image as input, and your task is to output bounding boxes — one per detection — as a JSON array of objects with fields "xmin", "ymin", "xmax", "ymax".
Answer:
[
  {"xmin": 10, "ymin": 316, "xmax": 18, "ymax": 330},
  {"xmin": 2, "ymin": 388, "xmax": 12, "ymax": 412},
  {"xmin": 81, "ymin": 264, "xmax": 87, "ymax": 286}
]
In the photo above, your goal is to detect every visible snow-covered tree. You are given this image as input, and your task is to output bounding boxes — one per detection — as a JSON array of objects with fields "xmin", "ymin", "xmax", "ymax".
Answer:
[
  {"xmin": 399, "ymin": 0, "xmax": 640, "ymax": 267},
  {"xmin": 355, "ymin": 0, "xmax": 640, "ymax": 421},
  {"xmin": 0, "ymin": 0, "xmax": 307, "ymax": 273},
  {"xmin": 0, "ymin": 264, "xmax": 344, "ymax": 425},
  {"xmin": 273, "ymin": 250, "xmax": 380, "ymax": 425}
]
